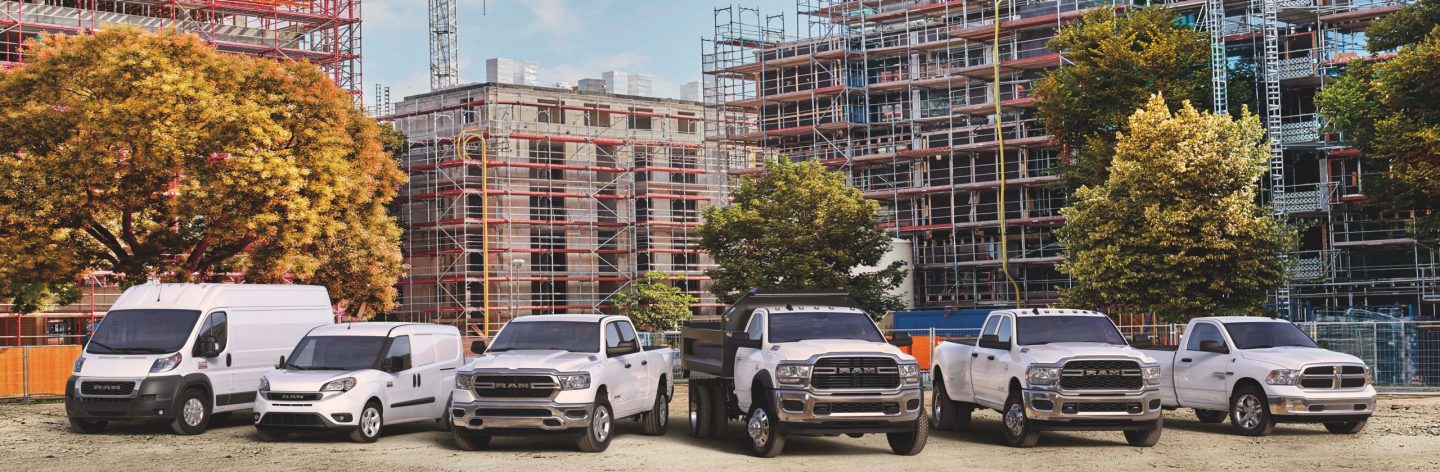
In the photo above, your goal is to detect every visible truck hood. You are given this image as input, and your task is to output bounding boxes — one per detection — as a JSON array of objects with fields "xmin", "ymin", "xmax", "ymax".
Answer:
[
  {"xmin": 266, "ymin": 370, "xmax": 363, "ymax": 392},
  {"xmin": 465, "ymin": 350, "xmax": 601, "ymax": 373},
  {"xmin": 1018, "ymin": 343, "xmax": 1156, "ymax": 365},
  {"xmin": 76, "ymin": 354, "xmax": 160, "ymax": 379},
  {"xmin": 1239, "ymin": 347, "xmax": 1365, "ymax": 369},
  {"xmin": 771, "ymin": 339, "xmax": 913, "ymax": 363}
]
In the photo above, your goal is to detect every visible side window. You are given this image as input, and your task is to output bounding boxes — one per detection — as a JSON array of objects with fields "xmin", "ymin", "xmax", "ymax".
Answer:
[
  {"xmin": 616, "ymin": 321, "xmax": 638, "ymax": 346},
  {"xmin": 995, "ymin": 316, "xmax": 1013, "ymax": 344},
  {"xmin": 385, "ymin": 335, "xmax": 412, "ymax": 371},
  {"xmin": 194, "ymin": 311, "xmax": 228, "ymax": 356},
  {"xmin": 605, "ymin": 323, "xmax": 622, "ymax": 349},
  {"xmin": 745, "ymin": 313, "xmax": 765, "ymax": 341},
  {"xmin": 1186, "ymin": 323, "xmax": 1225, "ymax": 351},
  {"xmin": 980, "ymin": 316, "xmax": 1000, "ymax": 337}
]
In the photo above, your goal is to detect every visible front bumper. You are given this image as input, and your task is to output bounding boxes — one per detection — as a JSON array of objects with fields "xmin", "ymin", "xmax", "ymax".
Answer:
[
  {"xmin": 1023, "ymin": 388, "xmax": 1164, "ymax": 429},
  {"xmin": 1268, "ymin": 393, "xmax": 1375, "ymax": 421},
  {"xmin": 253, "ymin": 392, "xmax": 364, "ymax": 431},
  {"xmin": 772, "ymin": 386, "xmax": 924, "ymax": 434},
  {"xmin": 65, "ymin": 376, "xmax": 183, "ymax": 421},
  {"xmin": 450, "ymin": 400, "xmax": 594, "ymax": 433}
]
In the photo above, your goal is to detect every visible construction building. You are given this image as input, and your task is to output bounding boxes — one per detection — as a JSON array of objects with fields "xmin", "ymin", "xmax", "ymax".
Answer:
[
  {"xmin": 703, "ymin": 0, "xmax": 1435, "ymax": 322},
  {"xmin": 385, "ymin": 82, "xmax": 724, "ymax": 337}
]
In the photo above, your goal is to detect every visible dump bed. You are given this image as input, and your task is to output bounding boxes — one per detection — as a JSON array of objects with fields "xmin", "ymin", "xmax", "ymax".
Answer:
[{"xmin": 680, "ymin": 289, "xmax": 858, "ymax": 377}]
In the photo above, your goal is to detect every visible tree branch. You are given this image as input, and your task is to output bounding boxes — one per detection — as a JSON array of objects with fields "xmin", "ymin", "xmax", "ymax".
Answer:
[
  {"xmin": 191, "ymin": 236, "xmax": 257, "ymax": 276},
  {"xmin": 84, "ymin": 221, "xmax": 129, "ymax": 262}
]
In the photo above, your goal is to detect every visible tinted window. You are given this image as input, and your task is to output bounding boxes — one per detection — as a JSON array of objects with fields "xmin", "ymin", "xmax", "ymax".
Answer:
[
  {"xmin": 489, "ymin": 321, "xmax": 601, "ymax": 353},
  {"xmin": 287, "ymin": 336, "xmax": 388, "ymax": 371},
  {"xmin": 86, "ymin": 309, "xmax": 202, "ymax": 354},
  {"xmin": 995, "ymin": 316, "xmax": 1013, "ymax": 343},
  {"xmin": 745, "ymin": 314, "xmax": 765, "ymax": 341},
  {"xmin": 194, "ymin": 311, "xmax": 228, "ymax": 356},
  {"xmin": 1186, "ymin": 323, "xmax": 1226, "ymax": 351},
  {"xmin": 980, "ymin": 316, "xmax": 1000, "ymax": 337},
  {"xmin": 615, "ymin": 321, "xmax": 639, "ymax": 354},
  {"xmin": 768, "ymin": 312, "xmax": 885, "ymax": 343},
  {"xmin": 1224, "ymin": 322, "xmax": 1318, "ymax": 350},
  {"xmin": 605, "ymin": 323, "xmax": 622, "ymax": 348},
  {"xmin": 1015, "ymin": 316, "xmax": 1126, "ymax": 346},
  {"xmin": 384, "ymin": 336, "xmax": 412, "ymax": 371}
]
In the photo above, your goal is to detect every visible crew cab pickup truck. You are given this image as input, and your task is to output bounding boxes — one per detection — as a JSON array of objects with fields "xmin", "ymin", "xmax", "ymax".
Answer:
[
  {"xmin": 1135, "ymin": 316, "xmax": 1375, "ymax": 436},
  {"xmin": 930, "ymin": 309, "xmax": 1164, "ymax": 448},
  {"xmin": 448, "ymin": 314, "xmax": 674, "ymax": 453},
  {"xmin": 681, "ymin": 289, "xmax": 927, "ymax": 458}
]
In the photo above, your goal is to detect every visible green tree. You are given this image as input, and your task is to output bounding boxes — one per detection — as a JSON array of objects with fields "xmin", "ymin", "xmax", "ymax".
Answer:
[
  {"xmin": 1316, "ymin": 6, "xmax": 1440, "ymax": 242},
  {"xmin": 0, "ymin": 28, "xmax": 407, "ymax": 317},
  {"xmin": 699, "ymin": 158, "xmax": 906, "ymax": 318},
  {"xmin": 1057, "ymin": 95, "xmax": 1292, "ymax": 322},
  {"xmin": 1033, "ymin": 7, "xmax": 1211, "ymax": 188},
  {"xmin": 611, "ymin": 271, "xmax": 698, "ymax": 331}
]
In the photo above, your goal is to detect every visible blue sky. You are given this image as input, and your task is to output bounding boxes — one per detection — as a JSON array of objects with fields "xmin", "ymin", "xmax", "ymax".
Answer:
[{"xmin": 364, "ymin": 0, "xmax": 796, "ymax": 101}]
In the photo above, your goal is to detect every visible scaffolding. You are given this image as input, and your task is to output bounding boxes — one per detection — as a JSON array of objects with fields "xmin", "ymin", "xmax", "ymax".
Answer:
[
  {"xmin": 0, "ymin": 0, "xmax": 362, "ymax": 98},
  {"xmin": 387, "ymin": 83, "xmax": 725, "ymax": 337}
]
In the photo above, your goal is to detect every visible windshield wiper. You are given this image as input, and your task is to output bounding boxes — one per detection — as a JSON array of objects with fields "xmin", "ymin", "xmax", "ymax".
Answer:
[
  {"xmin": 86, "ymin": 339, "xmax": 118, "ymax": 354},
  {"xmin": 115, "ymin": 347, "xmax": 169, "ymax": 354},
  {"xmin": 1247, "ymin": 345, "xmax": 1275, "ymax": 349}
]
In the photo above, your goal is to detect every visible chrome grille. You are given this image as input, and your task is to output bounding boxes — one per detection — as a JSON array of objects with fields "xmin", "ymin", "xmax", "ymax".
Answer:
[
  {"xmin": 1300, "ymin": 365, "xmax": 1367, "ymax": 390},
  {"xmin": 1059, "ymin": 360, "xmax": 1143, "ymax": 391},
  {"xmin": 811, "ymin": 357, "xmax": 900, "ymax": 389},
  {"xmin": 471, "ymin": 375, "xmax": 558, "ymax": 398}
]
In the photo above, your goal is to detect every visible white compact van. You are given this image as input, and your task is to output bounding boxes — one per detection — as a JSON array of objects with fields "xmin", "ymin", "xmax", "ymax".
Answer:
[
  {"xmin": 66, "ymin": 283, "xmax": 334, "ymax": 435},
  {"xmin": 254, "ymin": 323, "xmax": 463, "ymax": 442}
]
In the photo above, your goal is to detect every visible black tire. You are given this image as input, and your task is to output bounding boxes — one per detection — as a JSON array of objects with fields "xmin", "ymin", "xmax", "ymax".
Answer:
[
  {"xmin": 1324, "ymin": 420, "xmax": 1367, "ymax": 434},
  {"xmin": 745, "ymin": 399, "xmax": 785, "ymax": 458},
  {"xmin": 68, "ymin": 417, "xmax": 107, "ymax": 434},
  {"xmin": 1002, "ymin": 390, "xmax": 1040, "ymax": 448},
  {"xmin": 1229, "ymin": 384, "xmax": 1275, "ymax": 436},
  {"xmin": 1195, "ymin": 409, "xmax": 1227, "ymax": 424},
  {"xmin": 438, "ymin": 395, "xmax": 454, "ymax": 431},
  {"xmin": 451, "ymin": 428, "xmax": 492, "ymax": 451},
  {"xmin": 349, "ymin": 401, "xmax": 383, "ymax": 443},
  {"xmin": 640, "ymin": 382, "xmax": 670, "ymax": 436},
  {"xmin": 688, "ymin": 383, "xmax": 714, "ymax": 438},
  {"xmin": 170, "ymin": 388, "xmax": 212, "ymax": 435},
  {"xmin": 845, "ymin": 433, "xmax": 865, "ymax": 438},
  {"xmin": 931, "ymin": 374, "xmax": 971, "ymax": 431},
  {"xmin": 704, "ymin": 383, "xmax": 727, "ymax": 437},
  {"xmin": 887, "ymin": 406, "xmax": 929, "ymax": 455},
  {"xmin": 1124, "ymin": 417, "xmax": 1164, "ymax": 447},
  {"xmin": 254, "ymin": 427, "xmax": 288, "ymax": 442},
  {"xmin": 576, "ymin": 399, "xmax": 615, "ymax": 452}
]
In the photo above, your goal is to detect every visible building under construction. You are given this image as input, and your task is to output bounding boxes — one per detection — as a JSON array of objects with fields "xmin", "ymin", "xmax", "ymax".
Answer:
[
  {"xmin": 387, "ymin": 83, "xmax": 725, "ymax": 337},
  {"xmin": 703, "ymin": 0, "xmax": 1436, "ymax": 321}
]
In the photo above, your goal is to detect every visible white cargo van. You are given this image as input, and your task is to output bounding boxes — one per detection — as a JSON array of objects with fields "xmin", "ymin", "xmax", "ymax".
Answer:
[
  {"xmin": 254, "ymin": 323, "xmax": 463, "ymax": 442},
  {"xmin": 66, "ymin": 283, "xmax": 334, "ymax": 435}
]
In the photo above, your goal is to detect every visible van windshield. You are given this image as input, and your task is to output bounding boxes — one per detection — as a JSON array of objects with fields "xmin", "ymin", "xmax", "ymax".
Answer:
[
  {"xmin": 768, "ymin": 312, "xmax": 885, "ymax": 343},
  {"xmin": 488, "ymin": 321, "xmax": 599, "ymax": 353},
  {"xmin": 286, "ymin": 336, "xmax": 389, "ymax": 371},
  {"xmin": 86, "ymin": 309, "xmax": 202, "ymax": 354}
]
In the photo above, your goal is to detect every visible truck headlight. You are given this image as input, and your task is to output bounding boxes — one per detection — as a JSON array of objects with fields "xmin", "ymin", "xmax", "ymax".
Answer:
[
  {"xmin": 73, "ymin": 356, "xmax": 86, "ymax": 373},
  {"xmin": 321, "ymin": 377, "xmax": 357, "ymax": 392},
  {"xmin": 1364, "ymin": 368, "xmax": 1372, "ymax": 386},
  {"xmin": 1266, "ymin": 369, "xmax": 1299, "ymax": 385},
  {"xmin": 149, "ymin": 352, "xmax": 182, "ymax": 373},
  {"xmin": 1027, "ymin": 366, "xmax": 1062, "ymax": 386},
  {"xmin": 456, "ymin": 372, "xmax": 473, "ymax": 389},
  {"xmin": 259, "ymin": 377, "xmax": 270, "ymax": 393},
  {"xmin": 1142, "ymin": 365, "xmax": 1162, "ymax": 386},
  {"xmin": 898, "ymin": 363, "xmax": 921, "ymax": 385},
  {"xmin": 777, "ymin": 364, "xmax": 812, "ymax": 385},
  {"xmin": 558, "ymin": 373, "xmax": 591, "ymax": 390}
]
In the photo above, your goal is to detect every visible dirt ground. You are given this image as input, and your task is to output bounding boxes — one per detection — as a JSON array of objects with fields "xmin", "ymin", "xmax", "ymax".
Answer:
[{"xmin": 3, "ymin": 388, "xmax": 1439, "ymax": 471}]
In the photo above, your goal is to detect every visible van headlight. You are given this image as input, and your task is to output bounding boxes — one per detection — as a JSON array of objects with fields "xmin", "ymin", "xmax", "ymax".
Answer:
[
  {"xmin": 557, "ymin": 373, "xmax": 591, "ymax": 390},
  {"xmin": 259, "ymin": 377, "xmax": 270, "ymax": 393},
  {"xmin": 1026, "ymin": 365, "xmax": 1062, "ymax": 386},
  {"xmin": 149, "ymin": 353, "xmax": 182, "ymax": 373},
  {"xmin": 321, "ymin": 377, "xmax": 357, "ymax": 392},
  {"xmin": 73, "ymin": 356, "xmax": 86, "ymax": 373},
  {"xmin": 777, "ymin": 364, "xmax": 813, "ymax": 386},
  {"xmin": 1266, "ymin": 369, "xmax": 1299, "ymax": 385},
  {"xmin": 456, "ymin": 372, "xmax": 473, "ymax": 389},
  {"xmin": 899, "ymin": 363, "xmax": 921, "ymax": 385}
]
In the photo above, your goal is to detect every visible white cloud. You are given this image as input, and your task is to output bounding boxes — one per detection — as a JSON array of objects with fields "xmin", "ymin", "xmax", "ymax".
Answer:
[{"xmin": 516, "ymin": 0, "xmax": 584, "ymax": 40}]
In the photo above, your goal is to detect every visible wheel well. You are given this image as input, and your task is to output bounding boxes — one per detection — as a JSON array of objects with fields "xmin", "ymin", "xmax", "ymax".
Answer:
[
  {"xmin": 751, "ymin": 373, "xmax": 773, "ymax": 406},
  {"xmin": 1232, "ymin": 378, "xmax": 1264, "ymax": 399},
  {"xmin": 367, "ymin": 397, "xmax": 382, "ymax": 409},
  {"xmin": 658, "ymin": 375, "xmax": 669, "ymax": 398},
  {"xmin": 1009, "ymin": 378, "xmax": 1023, "ymax": 398},
  {"xmin": 595, "ymin": 385, "xmax": 609, "ymax": 405}
]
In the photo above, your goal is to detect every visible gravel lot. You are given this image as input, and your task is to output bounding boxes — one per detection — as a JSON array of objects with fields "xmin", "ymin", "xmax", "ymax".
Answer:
[{"xmin": 4, "ymin": 388, "xmax": 1439, "ymax": 471}]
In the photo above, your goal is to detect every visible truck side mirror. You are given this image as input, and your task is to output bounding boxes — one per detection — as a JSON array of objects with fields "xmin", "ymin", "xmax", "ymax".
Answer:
[
  {"xmin": 979, "ymin": 334, "xmax": 1010, "ymax": 350},
  {"xmin": 1199, "ymin": 340, "xmax": 1229, "ymax": 354},
  {"xmin": 1317, "ymin": 340, "xmax": 1329, "ymax": 349},
  {"xmin": 275, "ymin": 355, "xmax": 287, "ymax": 369},
  {"xmin": 470, "ymin": 340, "xmax": 486, "ymax": 354},
  {"xmin": 606, "ymin": 340, "xmax": 639, "ymax": 358},
  {"xmin": 889, "ymin": 332, "xmax": 913, "ymax": 348},
  {"xmin": 726, "ymin": 332, "xmax": 761, "ymax": 349},
  {"xmin": 1130, "ymin": 334, "xmax": 1154, "ymax": 348}
]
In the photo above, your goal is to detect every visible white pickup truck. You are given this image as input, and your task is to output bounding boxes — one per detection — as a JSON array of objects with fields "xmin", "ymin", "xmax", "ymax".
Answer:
[
  {"xmin": 930, "ymin": 309, "xmax": 1165, "ymax": 447},
  {"xmin": 447, "ymin": 314, "xmax": 674, "ymax": 453},
  {"xmin": 1135, "ymin": 316, "xmax": 1375, "ymax": 436},
  {"xmin": 681, "ymin": 290, "xmax": 927, "ymax": 457}
]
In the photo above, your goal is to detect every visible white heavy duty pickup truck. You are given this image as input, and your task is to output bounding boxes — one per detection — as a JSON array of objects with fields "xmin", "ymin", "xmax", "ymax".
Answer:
[
  {"xmin": 930, "ymin": 309, "xmax": 1165, "ymax": 448},
  {"xmin": 1135, "ymin": 316, "xmax": 1376, "ymax": 436},
  {"xmin": 448, "ymin": 314, "xmax": 674, "ymax": 453},
  {"xmin": 681, "ymin": 290, "xmax": 927, "ymax": 458}
]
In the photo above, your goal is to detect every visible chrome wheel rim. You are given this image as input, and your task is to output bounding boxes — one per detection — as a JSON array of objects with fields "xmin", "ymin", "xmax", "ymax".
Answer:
[
  {"xmin": 659, "ymin": 397, "xmax": 669, "ymax": 427},
  {"xmin": 933, "ymin": 393, "xmax": 942, "ymax": 421},
  {"xmin": 689, "ymin": 395, "xmax": 699, "ymax": 431},
  {"xmin": 1236, "ymin": 395, "xmax": 1263, "ymax": 430},
  {"xmin": 182, "ymin": 398, "xmax": 204, "ymax": 427},
  {"xmin": 361, "ymin": 407, "xmax": 381, "ymax": 438},
  {"xmin": 593, "ymin": 406, "xmax": 612, "ymax": 442},
  {"xmin": 747, "ymin": 409, "xmax": 770, "ymax": 447},
  {"xmin": 1004, "ymin": 404, "xmax": 1025, "ymax": 436}
]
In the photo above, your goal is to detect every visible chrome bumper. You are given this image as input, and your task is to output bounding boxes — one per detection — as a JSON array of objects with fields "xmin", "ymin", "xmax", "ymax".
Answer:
[
  {"xmin": 772, "ymin": 387, "xmax": 923, "ymax": 425},
  {"xmin": 1268, "ymin": 395, "xmax": 1375, "ymax": 417},
  {"xmin": 1023, "ymin": 389, "xmax": 1164, "ymax": 422},
  {"xmin": 450, "ymin": 400, "xmax": 593, "ymax": 432}
]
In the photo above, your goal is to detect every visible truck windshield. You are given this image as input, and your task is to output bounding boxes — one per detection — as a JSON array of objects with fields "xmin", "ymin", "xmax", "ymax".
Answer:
[
  {"xmin": 1224, "ymin": 322, "xmax": 1319, "ymax": 350},
  {"xmin": 86, "ymin": 309, "xmax": 202, "ymax": 354},
  {"xmin": 768, "ymin": 312, "xmax": 885, "ymax": 343},
  {"xmin": 286, "ymin": 336, "xmax": 389, "ymax": 371},
  {"xmin": 488, "ymin": 321, "xmax": 600, "ymax": 353},
  {"xmin": 1016, "ymin": 316, "xmax": 1126, "ymax": 346}
]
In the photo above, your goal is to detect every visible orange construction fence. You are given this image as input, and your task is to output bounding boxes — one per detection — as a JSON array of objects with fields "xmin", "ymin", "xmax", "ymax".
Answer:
[
  {"xmin": 0, "ymin": 345, "xmax": 81, "ymax": 399},
  {"xmin": 898, "ymin": 335, "xmax": 945, "ymax": 369}
]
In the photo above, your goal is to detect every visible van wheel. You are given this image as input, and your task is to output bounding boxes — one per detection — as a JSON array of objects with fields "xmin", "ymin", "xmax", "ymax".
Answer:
[
  {"xmin": 349, "ymin": 401, "xmax": 383, "ymax": 443},
  {"xmin": 1195, "ymin": 409, "xmax": 1227, "ymax": 424},
  {"xmin": 1229, "ymin": 385, "xmax": 1275, "ymax": 436},
  {"xmin": 1324, "ymin": 420, "xmax": 1367, "ymax": 434},
  {"xmin": 254, "ymin": 427, "xmax": 288, "ymax": 442},
  {"xmin": 170, "ymin": 388, "xmax": 211, "ymax": 435},
  {"xmin": 1124, "ymin": 417, "xmax": 1164, "ymax": 447},
  {"xmin": 451, "ymin": 428, "xmax": 492, "ymax": 451},
  {"xmin": 68, "ymin": 417, "xmax": 107, "ymax": 434},
  {"xmin": 1002, "ymin": 391, "xmax": 1040, "ymax": 448},
  {"xmin": 576, "ymin": 400, "xmax": 614, "ymax": 452},
  {"xmin": 887, "ymin": 407, "xmax": 929, "ymax": 455},
  {"xmin": 641, "ymin": 382, "xmax": 669, "ymax": 436},
  {"xmin": 745, "ymin": 399, "xmax": 785, "ymax": 457}
]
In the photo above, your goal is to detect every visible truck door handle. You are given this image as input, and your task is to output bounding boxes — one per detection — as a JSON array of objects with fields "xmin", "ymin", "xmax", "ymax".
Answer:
[
  {"xmin": 971, "ymin": 353, "xmax": 978, "ymax": 358},
  {"xmin": 225, "ymin": 353, "xmax": 231, "ymax": 367},
  {"xmin": 987, "ymin": 355, "xmax": 995, "ymax": 361},
  {"xmin": 1181, "ymin": 358, "xmax": 1192, "ymax": 363},
  {"xmin": 624, "ymin": 363, "xmax": 632, "ymax": 368},
  {"xmin": 641, "ymin": 360, "xmax": 648, "ymax": 366}
]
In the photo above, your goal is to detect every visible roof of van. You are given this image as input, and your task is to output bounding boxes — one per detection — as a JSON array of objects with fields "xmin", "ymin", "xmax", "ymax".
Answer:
[
  {"xmin": 992, "ymin": 308, "xmax": 1108, "ymax": 317},
  {"xmin": 307, "ymin": 322, "xmax": 459, "ymax": 337},
  {"xmin": 109, "ymin": 283, "xmax": 331, "ymax": 312}
]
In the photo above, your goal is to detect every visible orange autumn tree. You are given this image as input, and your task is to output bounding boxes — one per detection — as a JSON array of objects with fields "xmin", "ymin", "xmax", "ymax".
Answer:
[{"xmin": 0, "ymin": 28, "xmax": 406, "ymax": 317}]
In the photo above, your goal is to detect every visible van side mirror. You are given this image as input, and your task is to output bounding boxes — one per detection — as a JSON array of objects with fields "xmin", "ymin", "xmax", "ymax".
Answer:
[
  {"xmin": 978, "ymin": 334, "xmax": 1011, "ymax": 350},
  {"xmin": 1130, "ymin": 334, "xmax": 1155, "ymax": 348},
  {"xmin": 889, "ymin": 332, "xmax": 913, "ymax": 348},
  {"xmin": 196, "ymin": 335, "xmax": 220, "ymax": 358},
  {"xmin": 275, "ymin": 355, "xmax": 287, "ymax": 369},
  {"xmin": 470, "ymin": 340, "xmax": 486, "ymax": 354},
  {"xmin": 1199, "ymin": 340, "xmax": 1229, "ymax": 354},
  {"xmin": 382, "ymin": 356, "xmax": 407, "ymax": 373}
]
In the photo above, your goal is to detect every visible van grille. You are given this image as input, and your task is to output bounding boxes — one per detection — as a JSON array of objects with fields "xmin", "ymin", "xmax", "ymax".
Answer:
[
  {"xmin": 80, "ymin": 381, "xmax": 135, "ymax": 396},
  {"xmin": 1059, "ymin": 360, "xmax": 1143, "ymax": 391},
  {"xmin": 471, "ymin": 375, "xmax": 558, "ymax": 399},
  {"xmin": 811, "ymin": 357, "xmax": 900, "ymax": 390},
  {"xmin": 260, "ymin": 413, "xmax": 325, "ymax": 427}
]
